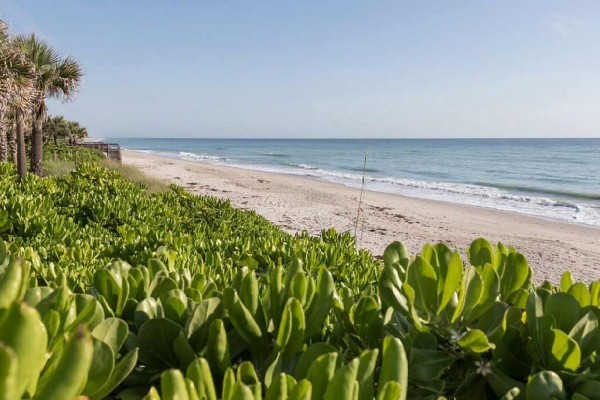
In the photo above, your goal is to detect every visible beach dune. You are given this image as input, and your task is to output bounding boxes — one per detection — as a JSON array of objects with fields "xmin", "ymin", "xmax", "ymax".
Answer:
[{"xmin": 123, "ymin": 150, "xmax": 600, "ymax": 284}]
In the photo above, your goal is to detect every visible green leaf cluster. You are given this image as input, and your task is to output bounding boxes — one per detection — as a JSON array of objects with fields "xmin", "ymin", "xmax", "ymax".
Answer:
[{"xmin": 0, "ymin": 162, "xmax": 599, "ymax": 399}]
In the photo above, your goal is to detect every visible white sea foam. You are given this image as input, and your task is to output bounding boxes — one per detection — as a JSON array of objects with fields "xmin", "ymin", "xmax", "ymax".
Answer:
[
  {"xmin": 167, "ymin": 150, "xmax": 600, "ymax": 227},
  {"xmin": 178, "ymin": 151, "xmax": 228, "ymax": 162},
  {"xmin": 130, "ymin": 149, "xmax": 156, "ymax": 154}
]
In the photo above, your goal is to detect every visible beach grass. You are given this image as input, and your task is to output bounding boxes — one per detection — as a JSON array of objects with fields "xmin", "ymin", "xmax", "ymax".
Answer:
[
  {"xmin": 100, "ymin": 158, "xmax": 169, "ymax": 193},
  {"xmin": 41, "ymin": 144, "xmax": 169, "ymax": 193}
]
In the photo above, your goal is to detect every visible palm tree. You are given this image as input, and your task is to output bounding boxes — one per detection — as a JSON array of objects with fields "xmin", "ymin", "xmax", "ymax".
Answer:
[
  {"xmin": 43, "ymin": 115, "xmax": 67, "ymax": 144},
  {"xmin": 67, "ymin": 120, "xmax": 87, "ymax": 144},
  {"xmin": 14, "ymin": 34, "xmax": 82, "ymax": 175},
  {"xmin": 0, "ymin": 20, "xmax": 35, "ymax": 177}
]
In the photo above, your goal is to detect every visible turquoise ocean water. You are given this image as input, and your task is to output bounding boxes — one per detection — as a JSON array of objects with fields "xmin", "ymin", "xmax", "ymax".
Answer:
[{"xmin": 114, "ymin": 138, "xmax": 600, "ymax": 227}]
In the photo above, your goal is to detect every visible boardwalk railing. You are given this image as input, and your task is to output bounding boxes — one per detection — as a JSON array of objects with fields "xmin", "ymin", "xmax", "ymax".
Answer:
[{"xmin": 76, "ymin": 142, "xmax": 121, "ymax": 162}]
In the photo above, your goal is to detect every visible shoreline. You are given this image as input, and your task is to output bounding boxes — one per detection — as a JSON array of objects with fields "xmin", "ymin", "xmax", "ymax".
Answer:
[
  {"xmin": 125, "ymin": 148, "xmax": 599, "ymax": 230},
  {"xmin": 122, "ymin": 149, "xmax": 600, "ymax": 283}
]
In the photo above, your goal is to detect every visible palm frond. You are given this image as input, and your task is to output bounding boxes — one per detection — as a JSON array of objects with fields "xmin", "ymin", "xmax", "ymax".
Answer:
[
  {"xmin": 0, "ymin": 20, "xmax": 36, "ymax": 112},
  {"xmin": 13, "ymin": 33, "xmax": 83, "ymax": 105},
  {"xmin": 49, "ymin": 55, "xmax": 83, "ymax": 101}
]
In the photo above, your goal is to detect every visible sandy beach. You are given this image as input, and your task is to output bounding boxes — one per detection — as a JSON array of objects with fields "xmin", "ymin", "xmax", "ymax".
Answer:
[{"xmin": 123, "ymin": 150, "xmax": 600, "ymax": 283}]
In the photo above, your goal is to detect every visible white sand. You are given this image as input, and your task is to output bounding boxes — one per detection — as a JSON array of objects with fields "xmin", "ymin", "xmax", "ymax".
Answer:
[{"xmin": 122, "ymin": 150, "xmax": 600, "ymax": 283}]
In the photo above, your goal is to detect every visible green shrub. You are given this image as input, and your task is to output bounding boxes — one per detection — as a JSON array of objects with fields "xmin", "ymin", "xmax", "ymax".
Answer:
[{"xmin": 0, "ymin": 162, "xmax": 598, "ymax": 399}]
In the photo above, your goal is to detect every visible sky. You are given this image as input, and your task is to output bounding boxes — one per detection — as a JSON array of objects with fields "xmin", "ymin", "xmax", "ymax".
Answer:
[{"xmin": 1, "ymin": 1, "xmax": 599, "ymax": 138}]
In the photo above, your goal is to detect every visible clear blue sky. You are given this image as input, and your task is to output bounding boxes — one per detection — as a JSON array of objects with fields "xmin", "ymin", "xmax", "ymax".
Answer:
[{"xmin": 2, "ymin": 1, "xmax": 599, "ymax": 138}]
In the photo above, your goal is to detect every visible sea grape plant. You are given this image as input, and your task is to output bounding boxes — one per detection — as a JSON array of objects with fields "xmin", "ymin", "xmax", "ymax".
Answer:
[{"xmin": 0, "ymin": 160, "xmax": 599, "ymax": 399}]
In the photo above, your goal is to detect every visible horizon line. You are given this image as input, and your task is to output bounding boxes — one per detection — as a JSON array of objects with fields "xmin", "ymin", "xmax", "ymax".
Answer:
[{"xmin": 98, "ymin": 136, "xmax": 600, "ymax": 140}]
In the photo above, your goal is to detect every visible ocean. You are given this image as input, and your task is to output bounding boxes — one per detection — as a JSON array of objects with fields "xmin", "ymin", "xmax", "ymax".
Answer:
[{"xmin": 113, "ymin": 138, "xmax": 600, "ymax": 227}]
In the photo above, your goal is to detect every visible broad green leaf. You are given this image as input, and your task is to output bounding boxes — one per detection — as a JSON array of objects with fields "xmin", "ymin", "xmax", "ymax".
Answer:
[
  {"xmin": 306, "ymin": 353, "xmax": 338, "ymax": 400},
  {"xmin": 568, "ymin": 283, "xmax": 591, "ymax": 307},
  {"xmin": 163, "ymin": 289, "xmax": 188, "ymax": 324},
  {"xmin": 161, "ymin": 369, "xmax": 190, "ymax": 400},
  {"xmin": 0, "ymin": 343, "xmax": 18, "ymax": 400},
  {"xmin": 568, "ymin": 311, "xmax": 600, "ymax": 359},
  {"xmin": 134, "ymin": 297, "xmax": 164, "ymax": 329},
  {"xmin": 231, "ymin": 382, "xmax": 254, "ymax": 400},
  {"xmin": 527, "ymin": 292, "xmax": 547, "ymax": 363},
  {"xmin": 379, "ymin": 268, "xmax": 409, "ymax": 314},
  {"xmin": 506, "ymin": 288, "xmax": 529, "ymax": 308},
  {"xmin": 222, "ymin": 368, "xmax": 236, "ymax": 400},
  {"xmin": 147, "ymin": 258, "xmax": 168, "ymax": 277},
  {"xmin": 0, "ymin": 302, "xmax": 48, "ymax": 397},
  {"xmin": 499, "ymin": 252, "xmax": 530, "ymax": 299},
  {"xmin": 356, "ymin": 349, "xmax": 378, "ymax": 400},
  {"xmin": 376, "ymin": 382, "xmax": 402, "ymax": 400},
  {"xmin": 466, "ymin": 264, "xmax": 500, "ymax": 322},
  {"xmin": 409, "ymin": 348, "xmax": 456, "ymax": 382},
  {"xmin": 264, "ymin": 352, "xmax": 283, "ymax": 389},
  {"xmin": 378, "ymin": 337, "xmax": 407, "ymax": 400},
  {"xmin": 206, "ymin": 319, "xmax": 231, "ymax": 375},
  {"xmin": 290, "ymin": 271, "xmax": 308, "ymax": 306},
  {"xmin": 590, "ymin": 281, "xmax": 600, "ymax": 306},
  {"xmin": 266, "ymin": 373, "xmax": 287, "ymax": 400},
  {"xmin": 383, "ymin": 241, "xmax": 410, "ymax": 270},
  {"xmin": 560, "ymin": 272, "xmax": 573, "ymax": 293},
  {"xmin": 23, "ymin": 286, "xmax": 54, "ymax": 307},
  {"xmin": 90, "ymin": 348, "xmax": 138, "ymax": 400},
  {"xmin": 92, "ymin": 317, "xmax": 128, "ymax": 354},
  {"xmin": 33, "ymin": 326, "xmax": 94, "ymax": 400},
  {"xmin": 305, "ymin": 267, "xmax": 335, "ymax": 339},
  {"xmin": 477, "ymin": 302, "xmax": 509, "ymax": 344},
  {"xmin": 223, "ymin": 288, "xmax": 264, "ymax": 354},
  {"xmin": 0, "ymin": 238, "xmax": 7, "ymax": 265},
  {"xmin": 452, "ymin": 267, "xmax": 483, "ymax": 323},
  {"xmin": 187, "ymin": 358, "xmax": 217, "ymax": 400},
  {"xmin": 137, "ymin": 318, "xmax": 195, "ymax": 369},
  {"xmin": 526, "ymin": 371, "xmax": 565, "ymax": 400},
  {"xmin": 93, "ymin": 269, "xmax": 123, "ymax": 313},
  {"xmin": 323, "ymin": 358, "xmax": 359, "ymax": 400},
  {"xmin": 276, "ymin": 298, "xmax": 305, "ymax": 357},
  {"xmin": 420, "ymin": 243, "xmax": 439, "ymax": 273},
  {"xmin": 289, "ymin": 380, "xmax": 312, "ymax": 400},
  {"xmin": 236, "ymin": 362, "xmax": 261, "ymax": 400},
  {"xmin": 405, "ymin": 256, "xmax": 438, "ymax": 316},
  {"xmin": 294, "ymin": 343, "xmax": 338, "ymax": 380},
  {"xmin": 83, "ymin": 339, "xmax": 115, "ymax": 396},
  {"xmin": 456, "ymin": 329, "xmax": 494, "ymax": 353},
  {"xmin": 186, "ymin": 297, "xmax": 221, "ymax": 351},
  {"xmin": 468, "ymin": 238, "xmax": 494, "ymax": 267},
  {"xmin": 544, "ymin": 292, "xmax": 580, "ymax": 333},
  {"xmin": 0, "ymin": 257, "xmax": 23, "ymax": 308},
  {"xmin": 546, "ymin": 329, "xmax": 581, "ymax": 372},
  {"xmin": 437, "ymin": 251, "xmax": 462, "ymax": 315},
  {"xmin": 240, "ymin": 271, "xmax": 259, "ymax": 316},
  {"xmin": 486, "ymin": 367, "xmax": 524, "ymax": 399}
]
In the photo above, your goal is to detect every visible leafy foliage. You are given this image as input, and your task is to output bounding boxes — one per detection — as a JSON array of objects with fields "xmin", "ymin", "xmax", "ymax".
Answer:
[
  {"xmin": 0, "ymin": 162, "xmax": 599, "ymax": 399},
  {"xmin": 42, "ymin": 115, "xmax": 88, "ymax": 144}
]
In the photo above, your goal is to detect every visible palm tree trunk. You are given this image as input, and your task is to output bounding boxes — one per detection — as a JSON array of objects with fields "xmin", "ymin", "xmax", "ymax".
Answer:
[
  {"xmin": 16, "ymin": 110, "xmax": 27, "ymax": 179},
  {"xmin": 0, "ymin": 106, "xmax": 6, "ymax": 162},
  {"xmin": 0, "ymin": 131, "xmax": 6, "ymax": 162},
  {"xmin": 31, "ymin": 113, "xmax": 43, "ymax": 176},
  {"xmin": 0, "ymin": 122, "xmax": 6, "ymax": 162},
  {"xmin": 8, "ymin": 127, "xmax": 17, "ymax": 164}
]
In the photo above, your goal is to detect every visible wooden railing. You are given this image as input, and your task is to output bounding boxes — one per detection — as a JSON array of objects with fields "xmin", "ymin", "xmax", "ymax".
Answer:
[{"xmin": 76, "ymin": 142, "xmax": 122, "ymax": 162}]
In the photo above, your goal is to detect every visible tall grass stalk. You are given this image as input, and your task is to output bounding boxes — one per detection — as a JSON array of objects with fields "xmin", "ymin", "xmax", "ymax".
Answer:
[{"xmin": 354, "ymin": 143, "xmax": 371, "ymax": 249}]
